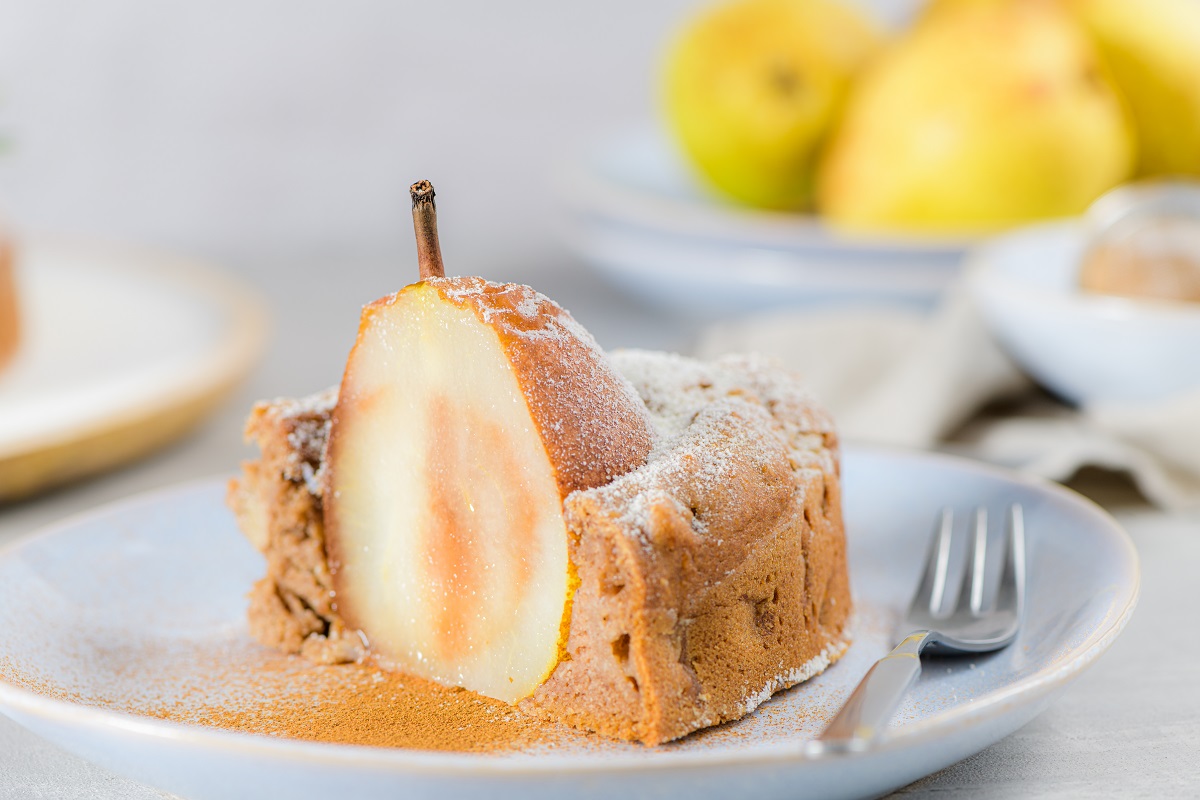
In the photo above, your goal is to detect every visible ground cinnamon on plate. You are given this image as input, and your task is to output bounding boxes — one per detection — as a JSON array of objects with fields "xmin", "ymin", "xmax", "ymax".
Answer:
[
  {"xmin": 2, "ymin": 638, "xmax": 565, "ymax": 753},
  {"xmin": 146, "ymin": 658, "xmax": 560, "ymax": 753}
]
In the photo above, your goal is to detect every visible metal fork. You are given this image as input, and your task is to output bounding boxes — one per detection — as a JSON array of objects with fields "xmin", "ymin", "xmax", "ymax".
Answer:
[{"xmin": 812, "ymin": 504, "xmax": 1026, "ymax": 754}]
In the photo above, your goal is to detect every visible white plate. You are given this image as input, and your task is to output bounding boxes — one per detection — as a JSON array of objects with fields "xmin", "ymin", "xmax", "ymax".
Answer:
[
  {"xmin": 0, "ymin": 446, "xmax": 1138, "ymax": 800},
  {"xmin": 557, "ymin": 129, "xmax": 973, "ymax": 314},
  {"xmin": 0, "ymin": 236, "xmax": 268, "ymax": 499}
]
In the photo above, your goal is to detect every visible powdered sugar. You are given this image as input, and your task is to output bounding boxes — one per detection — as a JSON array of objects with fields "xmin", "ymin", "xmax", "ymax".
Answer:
[
  {"xmin": 436, "ymin": 279, "xmax": 645, "ymax": 415},
  {"xmin": 427, "ymin": 277, "xmax": 654, "ymax": 495},
  {"xmin": 434, "ymin": 278, "xmax": 579, "ymax": 346},
  {"xmin": 735, "ymin": 636, "xmax": 849, "ymax": 719},
  {"xmin": 267, "ymin": 386, "xmax": 338, "ymax": 421},
  {"xmin": 253, "ymin": 387, "xmax": 337, "ymax": 497},
  {"xmin": 588, "ymin": 350, "xmax": 838, "ymax": 537}
]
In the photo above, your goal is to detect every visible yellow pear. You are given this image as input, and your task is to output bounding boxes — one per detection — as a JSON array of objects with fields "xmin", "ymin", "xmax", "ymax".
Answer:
[
  {"xmin": 919, "ymin": 0, "xmax": 1009, "ymax": 21},
  {"xmin": 817, "ymin": 0, "xmax": 1134, "ymax": 234},
  {"xmin": 662, "ymin": 0, "xmax": 880, "ymax": 210},
  {"xmin": 926, "ymin": 0, "xmax": 1200, "ymax": 178},
  {"xmin": 1066, "ymin": 0, "xmax": 1200, "ymax": 177}
]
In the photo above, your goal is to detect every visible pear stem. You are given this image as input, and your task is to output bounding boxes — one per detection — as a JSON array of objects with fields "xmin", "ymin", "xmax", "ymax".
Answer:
[{"xmin": 410, "ymin": 180, "xmax": 445, "ymax": 280}]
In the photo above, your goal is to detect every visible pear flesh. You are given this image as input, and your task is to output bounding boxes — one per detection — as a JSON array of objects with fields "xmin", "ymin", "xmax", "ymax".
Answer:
[{"xmin": 324, "ymin": 280, "xmax": 653, "ymax": 704}]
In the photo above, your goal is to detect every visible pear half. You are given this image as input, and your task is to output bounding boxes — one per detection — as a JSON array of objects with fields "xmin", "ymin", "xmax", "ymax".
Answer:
[{"xmin": 324, "ymin": 277, "xmax": 653, "ymax": 703}]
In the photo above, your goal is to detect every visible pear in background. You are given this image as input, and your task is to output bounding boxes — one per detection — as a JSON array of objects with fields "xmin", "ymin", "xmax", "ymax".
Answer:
[
  {"xmin": 1067, "ymin": 0, "xmax": 1200, "ymax": 177},
  {"xmin": 818, "ymin": 0, "xmax": 1134, "ymax": 234},
  {"xmin": 663, "ymin": 0, "xmax": 880, "ymax": 211}
]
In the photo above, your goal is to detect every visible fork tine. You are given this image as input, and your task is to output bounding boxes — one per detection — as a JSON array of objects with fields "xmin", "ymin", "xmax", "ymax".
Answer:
[
  {"xmin": 954, "ymin": 507, "xmax": 989, "ymax": 616},
  {"xmin": 820, "ymin": 504, "xmax": 1025, "ymax": 749},
  {"xmin": 910, "ymin": 507, "xmax": 954, "ymax": 617},
  {"xmin": 994, "ymin": 503, "xmax": 1027, "ymax": 617}
]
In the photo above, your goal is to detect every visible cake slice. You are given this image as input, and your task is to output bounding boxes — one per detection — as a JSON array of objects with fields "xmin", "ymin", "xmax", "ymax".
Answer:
[
  {"xmin": 526, "ymin": 350, "xmax": 849, "ymax": 744},
  {"xmin": 227, "ymin": 180, "xmax": 850, "ymax": 745},
  {"xmin": 226, "ymin": 388, "xmax": 368, "ymax": 665},
  {"xmin": 229, "ymin": 348, "xmax": 850, "ymax": 745}
]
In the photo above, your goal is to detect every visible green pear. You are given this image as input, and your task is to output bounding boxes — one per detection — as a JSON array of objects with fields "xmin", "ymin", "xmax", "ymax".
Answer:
[
  {"xmin": 818, "ymin": 0, "xmax": 1134, "ymax": 234},
  {"xmin": 1068, "ymin": 0, "xmax": 1200, "ymax": 177},
  {"xmin": 662, "ymin": 0, "xmax": 880, "ymax": 211}
]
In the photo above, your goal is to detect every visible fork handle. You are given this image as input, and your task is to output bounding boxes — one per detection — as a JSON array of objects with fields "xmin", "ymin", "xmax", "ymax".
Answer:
[{"xmin": 812, "ymin": 631, "xmax": 932, "ymax": 753}]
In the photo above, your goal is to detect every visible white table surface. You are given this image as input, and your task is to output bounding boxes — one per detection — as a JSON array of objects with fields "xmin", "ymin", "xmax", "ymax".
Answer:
[{"xmin": 1, "ymin": 249, "xmax": 1198, "ymax": 800}]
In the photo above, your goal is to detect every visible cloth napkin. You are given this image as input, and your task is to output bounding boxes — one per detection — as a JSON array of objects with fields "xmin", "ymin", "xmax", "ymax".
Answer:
[{"xmin": 695, "ymin": 287, "xmax": 1200, "ymax": 511}]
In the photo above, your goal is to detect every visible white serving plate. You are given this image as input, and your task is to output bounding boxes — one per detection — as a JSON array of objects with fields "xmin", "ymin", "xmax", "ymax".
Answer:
[
  {"xmin": 967, "ymin": 221, "xmax": 1200, "ymax": 407},
  {"xmin": 557, "ymin": 128, "xmax": 974, "ymax": 314},
  {"xmin": 0, "ymin": 236, "xmax": 268, "ymax": 499},
  {"xmin": 0, "ymin": 446, "xmax": 1137, "ymax": 800}
]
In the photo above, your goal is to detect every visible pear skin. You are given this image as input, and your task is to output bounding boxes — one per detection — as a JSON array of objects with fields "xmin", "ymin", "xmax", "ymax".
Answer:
[
  {"xmin": 663, "ymin": 0, "xmax": 880, "ymax": 211},
  {"xmin": 817, "ymin": 0, "xmax": 1134, "ymax": 234},
  {"xmin": 1068, "ymin": 0, "xmax": 1200, "ymax": 177}
]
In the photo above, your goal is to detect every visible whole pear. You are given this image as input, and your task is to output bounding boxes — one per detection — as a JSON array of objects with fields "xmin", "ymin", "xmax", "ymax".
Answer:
[
  {"xmin": 1067, "ymin": 0, "xmax": 1200, "ymax": 177},
  {"xmin": 818, "ymin": 0, "xmax": 1134, "ymax": 234},
  {"xmin": 663, "ymin": 0, "xmax": 880, "ymax": 210}
]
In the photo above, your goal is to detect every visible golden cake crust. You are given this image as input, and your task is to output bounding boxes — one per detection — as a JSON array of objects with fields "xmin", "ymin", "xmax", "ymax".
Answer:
[
  {"xmin": 521, "ymin": 351, "xmax": 849, "ymax": 744},
  {"xmin": 419, "ymin": 277, "xmax": 657, "ymax": 497},
  {"xmin": 228, "ymin": 350, "xmax": 851, "ymax": 744}
]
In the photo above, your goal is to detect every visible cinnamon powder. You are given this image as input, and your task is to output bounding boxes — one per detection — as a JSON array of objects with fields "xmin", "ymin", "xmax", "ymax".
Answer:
[
  {"xmin": 152, "ymin": 650, "xmax": 571, "ymax": 752},
  {"xmin": 2, "ymin": 640, "xmax": 566, "ymax": 753},
  {"xmin": 152, "ymin": 662, "xmax": 554, "ymax": 752}
]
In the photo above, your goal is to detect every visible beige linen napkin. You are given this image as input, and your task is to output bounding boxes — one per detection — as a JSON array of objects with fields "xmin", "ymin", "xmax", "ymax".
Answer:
[{"xmin": 696, "ymin": 289, "xmax": 1200, "ymax": 510}]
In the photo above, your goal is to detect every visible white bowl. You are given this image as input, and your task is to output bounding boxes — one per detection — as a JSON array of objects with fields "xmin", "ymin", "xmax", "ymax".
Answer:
[
  {"xmin": 556, "ymin": 128, "xmax": 974, "ymax": 314},
  {"xmin": 967, "ymin": 222, "xmax": 1200, "ymax": 407}
]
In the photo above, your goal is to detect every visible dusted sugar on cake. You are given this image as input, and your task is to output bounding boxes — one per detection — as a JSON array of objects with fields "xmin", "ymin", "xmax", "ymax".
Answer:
[
  {"xmin": 228, "ymin": 350, "xmax": 851, "ymax": 745},
  {"xmin": 524, "ymin": 350, "xmax": 850, "ymax": 744}
]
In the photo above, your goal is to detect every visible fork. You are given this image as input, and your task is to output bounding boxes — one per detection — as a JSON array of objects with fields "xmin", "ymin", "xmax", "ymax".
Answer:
[{"xmin": 811, "ymin": 504, "xmax": 1026, "ymax": 754}]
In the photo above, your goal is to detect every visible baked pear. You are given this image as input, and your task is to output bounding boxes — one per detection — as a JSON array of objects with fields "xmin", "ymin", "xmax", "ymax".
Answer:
[{"xmin": 323, "ymin": 182, "xmax": 654, "ymax": 702}]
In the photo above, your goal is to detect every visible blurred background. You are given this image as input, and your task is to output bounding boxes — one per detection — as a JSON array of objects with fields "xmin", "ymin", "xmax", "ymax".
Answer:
[
  {"xmin": 0, "ymin": 0, "xmax": 920, "ymax": 254},
  {"xmin": 0, "ymin": 0, "xmax": 726, "ymax": 366},
  {"xmin": 0, "ymin": 0, "xmax": 927, "ymax": 499},
  {"xmin": 0, "ymin": 0, "xmax": 1198, "ymax": 500},
  {"xmin": 0, "ymin": 3, "xmax": 941, "ymax": 272},
  {"xmin": 0, "ymin": 0, "xmax": 713, "ymax": 256}
]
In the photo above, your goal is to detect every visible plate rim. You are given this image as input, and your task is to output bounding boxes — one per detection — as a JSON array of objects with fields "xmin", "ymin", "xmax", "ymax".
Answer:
[
  {"xmin": 0, "ymin": 235, "xmax": 269, "ymax": 498},
  {"xmin": 0, "ymin": 445, "xmax": 1140, "ymax": 776}
]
